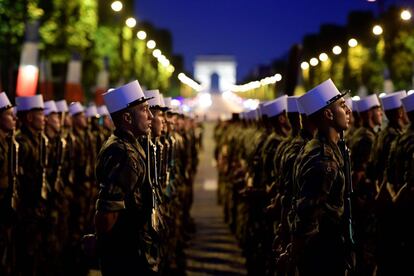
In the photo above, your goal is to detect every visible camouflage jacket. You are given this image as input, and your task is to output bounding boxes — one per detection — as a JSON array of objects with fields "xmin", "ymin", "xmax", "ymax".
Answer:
[
  {"xmin": 292, "ymin": 133, "xmax": 345, "ymax": 237},
  {"xmin": 95, "ymin": 129, "xmax": 151, "ymax": 227}
]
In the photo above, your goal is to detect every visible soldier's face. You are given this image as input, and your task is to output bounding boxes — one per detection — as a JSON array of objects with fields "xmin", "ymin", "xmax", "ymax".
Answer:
[
  {"xmin": 0, "ymin": 108, "xmax": 16, "ymax": 132},
  {"xmin": 132, "ymin": 102, "xmax": 153, "ymax": 136},
  {"xmin": 370, "ymin": 106, "xmax": 383, "ymax": 126},
  {"xmin": 73, "ymin": 113, "xmax": 87, "ymax": 129},
  {"xmin": 28, "ymin": 110, "xmax": 45, "ymax": 131},
  {"xmin": 46, "ymin": 113, "xmax": 61, "ymax": 133},
  {"xmin": 331, "ymin": 98, "xmax": 351, "ymax": 131},
  {"xmin": 151, "ymin": 110, "xmax": 164, "ymax": 137}
]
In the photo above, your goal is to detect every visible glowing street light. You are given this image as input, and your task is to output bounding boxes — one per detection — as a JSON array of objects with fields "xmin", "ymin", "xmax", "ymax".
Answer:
[
  {"xmin": 401, "ymin": 9, "xmax": 412, "ymax": 21},
  {"xmin": 372, "ymin": 25, "xmax": 383, "ymax": 35},
  {"xmin": 348, "ymin": 38, "xmax": 358, "ymax": 48},
  {"xmin": 167, "ymin": 65, "xmax": 175, "ymax": 73},
  {"xmin": 125, "ymin": 17, "xmax": 136, "ymax": 28},
  {"xmin": 275, "ymin": 73, "xmax": 282, "ymax": 82},
  {"xmin": 310, "ymin": 58, "xmax": 319, "ymax": 67},
  {"xmin": 332, "ymin": 45, "xmax": 342, "ymax": 55},
  {"xmin": 137, "ymin": 30, "xmax": 147, "ymax": 40},
  {"xmin": 301, "ymin": 61, "xmax": 309, "ymax": 70},
  {"xmin": 319, "ymin": 53, "xmax": 328, "ymax": 62},
  {"xmin": 146, "ymin": 40, "xmax": 156, "ymax": 49},
  {"xmin": 111, "ymin": 1, "xmax": 123, "ymax": 12},
  {"xmin": 152, "ymin": 49, "xmax": 162, "ymax": 58}
]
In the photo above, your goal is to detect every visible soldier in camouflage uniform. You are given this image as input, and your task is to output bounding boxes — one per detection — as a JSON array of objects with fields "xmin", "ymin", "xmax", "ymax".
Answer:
[
  {"xmin": 385, "ymin": 93, "xmax": 414, "ymax": 275},
  {"xmin": 0, "ymin": 92, "xmax": 17, "ymax": 275},
  {"xmin": 291, "ymin": 79, "xmax": 351, "ymax": 276},
  {"xmin": 347, "ymin": 94, "xmax": 382, "ymax": 276},
  {"xmin": 371, "ymin": 91, "xmax": 408, "ymax": 276},
  {"xmin": 271, "ymin": 98, "xmax": 317, "ymax": 275},
  {"xmin": 15, "ymin": 95, "xmax": 48, "ymax": 275},
  {"xmin": 94, "ymin": 80, "xmax": 154, "ymax": 275}
]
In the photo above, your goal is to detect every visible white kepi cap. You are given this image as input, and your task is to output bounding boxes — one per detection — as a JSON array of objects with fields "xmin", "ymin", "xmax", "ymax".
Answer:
[
  {"xmin": 356, "ymin": 94, "xmax": 381, "ymax": 113},
  {"xmin": 0, "ymin": 92, "xmax": 13, "ymax": 110},
  {"xmin": 103, "ymin": 80, "xmax": 151, "ymax": 114},
  {"xmin": 85, "ymin": 105, "xmax": 99, "ymax": 118},
  {"xmin": 298, "ymin": 79, "xmax": 348, "ymax": 116},
  {"xmin": 164, "ymin": 97, "xmax": 172, "ymax": 109},
  {"xmin": 345, "ymin": 98, "xmax": 353, "ymax": 111},
  {"xmin": 56, "ymin": 100, "xmax": 69, "ymax": 113},
  {"xmin": 97, "ymin": 105, "xmax": 109, "ymax": 116},
  {"xmin": 402, "ymin": 93, "xmax": 414, "ymax": 113},
  {"xmin": 44, "ymin": 101, "xmax": 58, "ymax": 116},
  {"xmin": 380, "ymin": 90, "xmax": 407, "ymax": 111},
  {"xmin": 144, "ymin": 90, "xmax": 162, "ymax": 107},
  {"xmin": 262, "ymin": 95, "xmax": 288, "ymax": 118},
  {"xmin": 69, "ymin": 102, "xmax": 85, "ymax": 116},
  {"xmin": 16, "ymin": 95, "xmax": 44, "ymax": 112},
  {"xmin": 287, "ymin": 96, "xmax": 300, "ymax": 113}
]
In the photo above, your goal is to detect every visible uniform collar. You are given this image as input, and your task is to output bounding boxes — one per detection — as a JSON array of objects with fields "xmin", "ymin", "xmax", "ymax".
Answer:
[{"xmin": 114, "ymin": 128, "xmax": 146, "ymax": 159}]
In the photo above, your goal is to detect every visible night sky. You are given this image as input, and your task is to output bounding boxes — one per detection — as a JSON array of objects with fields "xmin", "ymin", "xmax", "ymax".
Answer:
[{"xmin": 135, "ymin": 0, "xmax": 397, "ymax": 82}]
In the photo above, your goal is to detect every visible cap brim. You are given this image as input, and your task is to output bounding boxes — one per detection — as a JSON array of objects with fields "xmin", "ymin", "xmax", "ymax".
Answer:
[
  {"xmin": 126, "ymin": 96, "xmax": 154, "ymax": 109},
  {"xmin": 326, "ymin": 90, "xmax": 350, "ymax": 106}
]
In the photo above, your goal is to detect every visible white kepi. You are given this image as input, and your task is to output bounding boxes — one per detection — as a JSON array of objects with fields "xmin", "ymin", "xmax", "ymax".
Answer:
[
  {"xmin": 69, "ymin": 102, "xmax": 85, "ymax": 116},
  {"xmin": 0, "ymin": 92, "xmax": 13, "ymax": 110},
  {"xmin": 103, "ymin": 80, "xmax": 151, "ymax": 114},
  {"xmin": 262, "ymin": 95, "xmax": 288, "ymax": 118},
  {"xmin": 401, "ymin": 92, "xmax": 414, "ymax": 113},
  {"xmin": 56, "ymin": 100, "xmax": 69, "ymax": 113},
  {"xmin": 356, "ymin": 94, "xmax": 381, "ymax": 113},
  {"xmin": 44, "ymin": 101, "xmax": 58, "ymax": 116},
  {"xmin": 380, "ymin": 90, "xmax": 407, "ymax": 111},
  {"xmin": 144, "ymin": 90, "xmax": 161, "ymax": 107},
  {"xmin": 298, "ymin": 79, "xmax": 348, "ymax": 116},
  {"xmin": 16, "ymin": 95, "xmax": 44, "ymax": 112}
]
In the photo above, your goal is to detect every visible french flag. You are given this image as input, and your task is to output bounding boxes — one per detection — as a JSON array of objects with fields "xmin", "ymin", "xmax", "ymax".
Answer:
[
  {"xmin": 65, "ymin": 52, "xmax": 84, "ymax": 103},
  {"xmin": 16, "ymin": 21, "xmax": 39, "ymax": 97},
  {"xmin": 39, "ymin": 59, "xmax": 54, "ymax": 100},
  {"xmin": 94, "ymin": 57, "xmax": 109, "ymax": 106}
]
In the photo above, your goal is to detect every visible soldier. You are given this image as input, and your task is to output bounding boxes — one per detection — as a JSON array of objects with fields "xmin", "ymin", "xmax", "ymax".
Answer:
[
  {"xmin": 291, "ymin": 79, "xmax": 352, "ymax": 275},
  {"xmin": 97, "ymin": 105, "xmax": 114, "ymax": 141},
  {"xmin": 94, "ymin": 80, "xmax": 154, "ymax": 275},
  {"xmin": 15, "ymin": 95, "xmax": 47, "ymax": 275},
  {"xmin": 347, "ymin": 94, "xmax": 382, "ymax": 276},
  {"xmin": 0, "ymin": 92, "xmax": 17, "ymax": 275},
  {"xmin": 371, "ymin": 91, "xmax": 408, "ymax": 276},
  {"xmin": 272, "ymin": 98, "xmax": 317, "ymax": 275},
  {"xmin": 387, "ymin": 92, "xmax": 414, "ymax": 275}
]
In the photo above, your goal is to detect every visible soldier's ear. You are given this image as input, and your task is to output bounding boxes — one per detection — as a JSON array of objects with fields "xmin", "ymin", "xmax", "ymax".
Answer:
[
  {"xmin": 122, "ymin": 112, "xmax": 132, "ymax": 124},
  {"xmin": 324, "ymin": 108, "xmax": 334, "ymax": 121}
]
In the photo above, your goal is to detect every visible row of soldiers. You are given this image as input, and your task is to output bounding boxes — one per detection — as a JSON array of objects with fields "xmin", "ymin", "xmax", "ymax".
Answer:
[
  {"xmin": 215, "ymin": 80, "xmax": 414, "ymax": 276},
  {"xmin": 0, "ymin": 84, "xmax": 203, "ymax": 275}
]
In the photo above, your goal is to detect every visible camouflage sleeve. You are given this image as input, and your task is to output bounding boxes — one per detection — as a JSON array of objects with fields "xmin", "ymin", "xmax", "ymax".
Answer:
[
  {"xmin": 295, "ymin": 160, "xmax": 338, "ymax": 236},
  {"xmin": 351, "ymin": 136, "xmax": 374, "ymax": 172},
  {"xmin": 95, "ymin": 144, "xmax": 142, "ymax": 212}
]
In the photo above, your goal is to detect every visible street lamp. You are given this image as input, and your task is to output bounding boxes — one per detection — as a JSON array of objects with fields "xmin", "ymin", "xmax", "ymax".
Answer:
[
  {"xmin": 152, "ymin": 49, "xmax": 162, "ymax": 58},
  {"xmin": 301, "ymin": 61, "xmax": 310, "ymax": 70},
  {"xmin": 125, "ymin": 17, "xmax": 136, "ymax": 28},
  {"xmin": 137, "ymin": 30, "xmax": 147, "ymax": 40},
  {"xmin": 319, "ymin": 53, "xmax": 328, "ymax": 62},
  {"xmin": 348, "ymin": 38, "xmax": 358, "ymax": 48},
  {"xmin": 146, "ymin": 40, "xmax": 156, "ymax": 49},
  {"xmin": 111, "ymin": 1, "xmax": 123, "ymax": 12},
  {"xmin": 372, "ymin": 25, "xmax": 383, "ymax": 35},
  {"xmin": 401, "ymin": 9, "xmax": 412, "ymax": 21},
  {"xmin": 310, "ymin": 58, "xmax": 319, "ymax": 66},
  {"xmin": 332, "ymin": 45, "xmax": 342, "ymax": 55}
]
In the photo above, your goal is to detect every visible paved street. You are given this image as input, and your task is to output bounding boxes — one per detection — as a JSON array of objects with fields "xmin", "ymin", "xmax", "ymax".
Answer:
[{"xmin": 185, "ymin": 122, "xmax": 247, "ymax": 276}]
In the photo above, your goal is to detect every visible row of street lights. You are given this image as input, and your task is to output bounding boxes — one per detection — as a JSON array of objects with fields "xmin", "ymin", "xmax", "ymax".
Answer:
[
  {"xmin": 110, "ymin": 1, "xmax": 202, "ymax": 90},
  {"xmin": 300, "ymin": 8, "xmax": 412, "ymax": 71}
]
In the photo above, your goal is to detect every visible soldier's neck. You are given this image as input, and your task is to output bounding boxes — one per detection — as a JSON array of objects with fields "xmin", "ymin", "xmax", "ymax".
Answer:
[
  {"xmin": 0, "ymin": 128, "xmax": 8, "ymax": 140},
  {"xmin": 363, "ymin": 119, "xmax": 376, "ymax": 131},
  {"xmin": 319, "ymin": 126, "xmax": 340, "ymax": 144}
]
